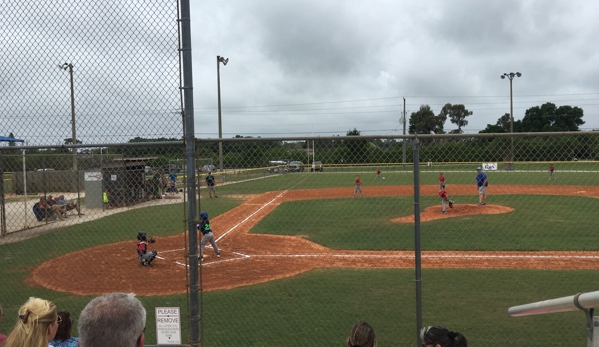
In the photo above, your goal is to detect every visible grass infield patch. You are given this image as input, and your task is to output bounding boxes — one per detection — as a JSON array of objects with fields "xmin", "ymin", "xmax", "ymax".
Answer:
[{"xmin": 251, "ymin": 195, "xmax": 599, "ymax": 251}]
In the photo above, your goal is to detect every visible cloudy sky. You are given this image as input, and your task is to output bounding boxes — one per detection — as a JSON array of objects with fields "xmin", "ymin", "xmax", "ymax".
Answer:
[
  {"xmin": 190, "ymin": 0, "xmax": 599, "ymax": 137},
  {"xmin": 2, "ymin": 1, "xmax": 599, "ymax": 146}
]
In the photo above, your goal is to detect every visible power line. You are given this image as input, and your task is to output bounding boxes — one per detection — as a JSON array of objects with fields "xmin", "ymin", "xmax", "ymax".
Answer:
[{"xmin": 194, "ymin": 92, "xmax": 599, "ymax": 110}]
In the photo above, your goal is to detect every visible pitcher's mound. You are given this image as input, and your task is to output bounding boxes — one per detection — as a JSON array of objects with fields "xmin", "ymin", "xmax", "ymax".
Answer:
[{"xmin": 392, "ymin": 204, "xmax": 514, "ymax": 223}]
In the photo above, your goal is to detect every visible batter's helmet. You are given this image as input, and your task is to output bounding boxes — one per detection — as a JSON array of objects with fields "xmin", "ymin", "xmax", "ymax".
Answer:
[{"xmin": 200, "ymin": 212, "xmax": 209, "ymax": 220}]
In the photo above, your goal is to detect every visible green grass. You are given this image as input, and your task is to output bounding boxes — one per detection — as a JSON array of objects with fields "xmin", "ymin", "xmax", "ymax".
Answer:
[
  {"xmin": 0, "ymin": 197, "xmax": 243, "ymax": 344},
  {"xmin": 215, "ymin": 168, "xmax": 599, "ymax": 195},
  {"xmin": 2, "ymin": 171, "xmax": 599, "ymax": 345},
  {"xmin": 199, "ymin": 268, "xmax": 596, "ymax": 346},
  {"xmin": 251, "ymin": 195, "xmax": 599, "ymax": 251}
]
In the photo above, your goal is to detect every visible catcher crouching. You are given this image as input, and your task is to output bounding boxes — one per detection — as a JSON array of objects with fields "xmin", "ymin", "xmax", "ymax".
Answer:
[{"xmin": 136, "ymin": 231, "xmax": 158, "ymax": 267}]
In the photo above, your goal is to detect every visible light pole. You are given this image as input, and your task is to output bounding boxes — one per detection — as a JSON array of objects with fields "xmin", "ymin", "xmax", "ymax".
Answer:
[
  {"xmin": 501, "ymin": 72, "xmax": 521, "ymax": 170},
  {"xmin": 59, "ymin": 63, "xmax": 77, "ymax": 172},
  {"xmin": 216, "ymin": 55, "xmax": 228, "ymax": 179},
  {"xmin": 402, "ymin": 97, "xmax": 406, "ymax": 170}
]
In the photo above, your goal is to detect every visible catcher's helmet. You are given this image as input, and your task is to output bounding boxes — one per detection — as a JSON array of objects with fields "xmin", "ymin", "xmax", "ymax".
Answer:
[
  {"xmin": 200, "ymin": 212, "xmax": 209, "ymax": 220},
  {"xmin": 137, "ymin": 231, "xmax": 148, "ymax": 241}
]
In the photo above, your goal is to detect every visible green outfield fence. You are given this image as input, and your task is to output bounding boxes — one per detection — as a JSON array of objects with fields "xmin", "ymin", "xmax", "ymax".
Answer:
[{"xmin": 4, "ymin": 2, "xmax": 599, "ymax": 346}]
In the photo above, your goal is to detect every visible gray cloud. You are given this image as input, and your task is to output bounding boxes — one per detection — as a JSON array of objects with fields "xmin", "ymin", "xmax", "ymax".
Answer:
[{"xmin": 4, "ymin": 0, "xmax": 599, "ymax": 147}]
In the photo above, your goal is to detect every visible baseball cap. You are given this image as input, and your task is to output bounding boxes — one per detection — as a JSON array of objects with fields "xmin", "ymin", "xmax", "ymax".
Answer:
[{"xmin": 476, "ymin": 167, "xmax": 482, "ymax": 170}]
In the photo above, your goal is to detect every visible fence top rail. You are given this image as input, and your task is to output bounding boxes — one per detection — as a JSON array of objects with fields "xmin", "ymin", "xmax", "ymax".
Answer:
[
  {"xmin": 3, "ymin": 131, "xmax": 599, "ymax": 150},
  {"xmin": 194, "ymin": 131, "xmax": 599, "ymax": 143},
  {"xmin": 509, "ymin": 290, "xmax": 599, "ymax": 317},
  {"xmin": 0, "ymin": 141, "xmax": 184, "ymax": 151}
]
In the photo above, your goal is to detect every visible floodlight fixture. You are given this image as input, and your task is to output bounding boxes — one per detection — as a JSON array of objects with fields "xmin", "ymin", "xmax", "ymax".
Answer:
[{"xmin": 500, "ymin": 71, "xmax": 523, "ymax": 169}]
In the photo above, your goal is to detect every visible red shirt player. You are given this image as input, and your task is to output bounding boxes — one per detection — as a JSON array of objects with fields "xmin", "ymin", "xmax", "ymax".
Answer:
[
  {"xmin": 438, "ymin": 186, "xmax": 453, "ymax": 213},
  {"xmin": 549, "ymin": 163, "xmax": 555, "ymax": 180},
  {"xmin": 353, "ymin": 175, "xmax": 364, "ymax": 197},
  {"xmin": 439, "ymin": 172, "xmax": 446, "ymax": 188}
]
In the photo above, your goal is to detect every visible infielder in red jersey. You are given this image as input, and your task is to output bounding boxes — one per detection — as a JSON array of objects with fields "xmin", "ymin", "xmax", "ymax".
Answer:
[
  {"xmin": 439, "ymin": 172, "xmax": 446, "ymax": 188},
  {"xmin": 549, "ymin": 163, "xmax": 556, "ymax": 180},
  {"xmin": 353, "ymin": 175, "xmax": 364, "ymax": 197},
  {"xmin": 438, "ymin": 186, "xmax": 454, "ymax": 214}
]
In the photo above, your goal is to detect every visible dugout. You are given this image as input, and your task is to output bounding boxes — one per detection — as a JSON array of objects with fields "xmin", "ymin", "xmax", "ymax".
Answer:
[{"xmin": 100, "ymin": 157, "xmax": 157, "ymax": 208}]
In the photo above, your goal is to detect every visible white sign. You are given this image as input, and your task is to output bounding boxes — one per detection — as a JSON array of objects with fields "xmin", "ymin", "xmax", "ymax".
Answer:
[
  {"xmin": 482, "ymin": 163, "xmax": 498, "ymax": 171},
  {"xmin": 84, "ymin": 172, "xmax": 102, "ymax": 181},
  {"xmin": 156, "ymin": 307, "xmax": 181, "ymax": 345},
  {"xmin": 111, "ymin": 174, "xmax": 117, "ymax": 181}
]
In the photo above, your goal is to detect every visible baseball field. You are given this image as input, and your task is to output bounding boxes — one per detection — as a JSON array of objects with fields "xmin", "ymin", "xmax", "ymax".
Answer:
[{"xmin": 2, "ymin": 166, "xmax": 599, "ymax": 346}]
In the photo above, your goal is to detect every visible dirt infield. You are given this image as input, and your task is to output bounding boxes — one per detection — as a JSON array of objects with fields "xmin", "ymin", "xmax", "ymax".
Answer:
[{"xmin": 29, "ymin": 185, "xmax": 599, "ymax": 296}]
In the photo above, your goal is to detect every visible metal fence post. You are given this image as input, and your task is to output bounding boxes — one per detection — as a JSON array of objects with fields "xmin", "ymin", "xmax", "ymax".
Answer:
[
  {"xmin": 0, "ymin": 150, "xmax": 6, "ymax": 236},
  {"xmin": 179, "ymin": 0, "xmax": 201, "ymax": 346},
  {"xmin": 413, "ymin": 137, "xmax": 423, "ymax": 346}
]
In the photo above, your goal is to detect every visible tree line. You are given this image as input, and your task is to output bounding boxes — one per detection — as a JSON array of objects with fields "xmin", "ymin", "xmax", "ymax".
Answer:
[
  {"xmin": 1, "ymin": 102, "xmax": 592, "ymax": 171},
  {"xmin": 409, "ymin": 102, "xmax": 586, "ymax": 134}
]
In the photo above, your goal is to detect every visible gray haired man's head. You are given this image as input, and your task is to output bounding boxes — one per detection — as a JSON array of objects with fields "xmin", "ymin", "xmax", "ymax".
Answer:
[{"xmin": 78, "ymin": 292, "xmax": 146, "ymax": 347}]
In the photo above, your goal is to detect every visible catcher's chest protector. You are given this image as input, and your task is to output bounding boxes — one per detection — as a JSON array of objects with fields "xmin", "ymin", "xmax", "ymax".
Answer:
[{"xmin": 137, "ymin": 241, "xmax": 147, "ymax": 255}]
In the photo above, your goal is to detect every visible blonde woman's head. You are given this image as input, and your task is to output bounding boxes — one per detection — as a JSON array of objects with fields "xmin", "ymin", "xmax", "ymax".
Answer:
[{"xmin": 3, "ymin": 297, "xmax": 59, "ymax": 347}]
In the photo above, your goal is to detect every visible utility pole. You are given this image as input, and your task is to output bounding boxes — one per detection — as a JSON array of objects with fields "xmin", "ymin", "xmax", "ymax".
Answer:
[
  {"xmin": 402, "ymin": 97, "xmax": 406, "ymax": 170},
  {"xmin": 59, "ymin": 63, "xmax": 77, "ymax": 171},
  {"xmin": 217, "ymin": 55, "xmax": 228, "ymax": 181}
]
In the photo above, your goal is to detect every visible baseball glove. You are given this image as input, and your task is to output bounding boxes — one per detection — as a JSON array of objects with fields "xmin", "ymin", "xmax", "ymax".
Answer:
[
  {"xmin": 148, "ymin": 237, "xmax": 156, "ymax": 244},
  {"xmin": 449, "ymin": 200, "xmax": 454, "ymax": 208}
]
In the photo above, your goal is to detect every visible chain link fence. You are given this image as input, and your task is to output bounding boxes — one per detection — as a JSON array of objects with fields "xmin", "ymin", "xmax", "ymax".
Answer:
[
  {"xmin": 2, "ymin": 133, "xmax": 599, "ymax": 346},
  {"xmin": 4, "ymin": 2, "xmax": 599, "ymax": 347}
]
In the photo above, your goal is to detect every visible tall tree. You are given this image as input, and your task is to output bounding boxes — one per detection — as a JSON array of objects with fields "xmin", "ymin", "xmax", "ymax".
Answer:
[
  {"xmin": 479, "ymin": 113, "xmax": 522, "ymax": 133},
  {"xmin": 438, "ymin": 103, "xmax": 472, "ymax": 133},
  {"xmin": 497, "ymin": 113, "xmax": 511, "ymax": 131},
  {"xmin": 521, "ymin": 102, "xmax": 585, "ymax": 132},
  {"xmin": 409, "ymin": 105, "xmax": 445, "ymax": 134},
  {"xmin": 346, "ymin": 128, "xmax": 360, "ymax": 136},
  {"xmin": 345, "ymin": 128, "xmax": 368, "ymax": 163}
]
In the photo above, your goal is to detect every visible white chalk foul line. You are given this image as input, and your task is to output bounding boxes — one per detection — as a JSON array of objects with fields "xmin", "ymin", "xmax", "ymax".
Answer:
[
  {"xmin": 167, "ymin": 251, "xmax": 599, "ymax": 268},
  {"xmin": 229, "ymin": 253, "xmax": 599, "ymax": 260},
  {"xmin": 165, "ymin": 250, "xmax": 599, "ymax": 267},
  {"xmin": 215, "ymin": 190, "xmax": 288, "ymax": 242},
  {"xmin": 175, "ymin": 251, "xmax": 251, "ymax": 268},
  {"xmin": 159, "ymin": 248, "xmax": 186, "ymax": 254},
  {"xmin": 158, "ymin": 191, "xmax": 289, "ymax": 260}
]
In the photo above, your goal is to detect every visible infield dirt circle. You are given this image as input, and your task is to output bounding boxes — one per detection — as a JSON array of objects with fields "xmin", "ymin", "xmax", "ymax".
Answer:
[{"xmin": 29, "ymin": 185, "xmax": 599, "ymax": 296}]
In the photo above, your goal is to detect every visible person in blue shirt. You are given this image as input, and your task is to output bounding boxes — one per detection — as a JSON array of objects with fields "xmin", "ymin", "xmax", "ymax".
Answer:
[
  {"xmin": 475, "ymin": 167, "xmax": 488, "ymax": 205},
  {"xmin": 50, "ymin": 311, "xmax": 79, "ymax": 347},
  {"xmin": 168, "ymin": 169, "xmax": 177, "ymax": 193}
]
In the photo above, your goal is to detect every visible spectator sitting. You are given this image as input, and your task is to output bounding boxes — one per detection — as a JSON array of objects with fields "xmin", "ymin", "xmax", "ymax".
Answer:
[
  {"xmin": 0, "ymin": 303, "xmax": 6, "ymax": 345},
  {"xmin": 34, "ymin": 197, "xmax": 58, "ymax": 221},
  {"xmin": 2, "ymin": 297, "xmax": 60, "ymax": 347},
  {"xmin": 46, "ymin": 195, "xmax": 65, "ymax": 221},
  {"xmin": 33, "ymin": 198, "xmax": 46, "ymax": 221},
  {"xmin": 56, "ymin": 195, "xmax": 83, "ymax": 217},
  {"xmin": 347, "ymin": 321, "xmax": 377, "ymax": 347},
  {"xmin": 78, "ymin": 292, "xmax": 146, "ymax": 347},
  {"xmin": 420, "ymin": 325, "xmax": 468, "ymax": 347},
  {"xmin": 50, "ymin": 311, "xmax": 79, "ymax": 347}
]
